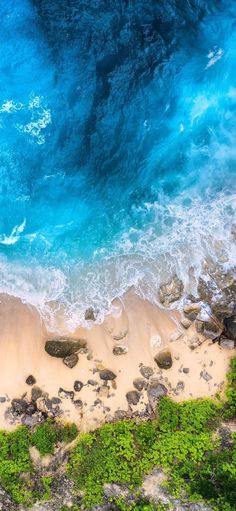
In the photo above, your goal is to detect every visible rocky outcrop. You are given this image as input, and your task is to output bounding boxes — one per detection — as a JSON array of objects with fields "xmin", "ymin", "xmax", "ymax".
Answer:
[
  {"xmin": 45, "ymin": 337, "xmax": 86, "ymax": 358},
  {"xmin": 159, "ymin": 275, "xmax": 183, "ymax": 306}
]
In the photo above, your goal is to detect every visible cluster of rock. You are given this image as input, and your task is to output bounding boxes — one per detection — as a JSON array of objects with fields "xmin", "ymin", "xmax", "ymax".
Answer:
[{"xmin": 45, "ymin": 337, "xmax": 87, "ymax": 368}]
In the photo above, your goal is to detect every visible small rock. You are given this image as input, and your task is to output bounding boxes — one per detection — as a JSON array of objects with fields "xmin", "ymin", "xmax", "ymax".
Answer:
[
  {"xmin": 224, "ymin": 315, "xmax": 236, "ymax": 340},
  {"xmin": 0, "ymin": 397, "xmax": 6, "ymax": 403},
  {"xmin": 126, "ymin": 390, "xmax": 140, "ymax": 406},
  {"xmin": 113, "ymin": 345, "xmax": 128, "ymax": 356},
  {"xmin": 87, "ymin": 379, "xmax": 98, "ymax": 386},
  {"xmin": 74, "ymin": 380, "xmax": 83, "ymax": 392},
  {"xmin": 99, "ymin": 369, "xmax": 117, "ymax": 381},
  {"xmin": 45, "ymin": 337, "xmax": 86, "ymax": 358},
  {"xmin": 63, "ymin": 353, "xmax": 79, "ymax": 368},
  {"xmin": 180, "ymin": 318, "xmax": 192, "ymax": 329},
  {"xmin": 11, "ymin": 399, "xmax": 28, "ymax": 415},
  {"xmin": 195, "ymin": 320, "xmax": 204, "ymax": 333},
  {"xmin": 183, "ymin": 367, "xmax": 190, "ymax": 374},
  {"xmin": 140, "ymin": 366, "xmax": 154, "ymax": 379},
  {"xmin": 183, "ymin": 303, "xmax": 201, "ymax": 321},
  {"xmin": 26, "ymin": 375, "xmax": 36, "ymax": 386},
  {"xmin": 159, "ymin": 275, "xmax": 184, "ymax": 306},
  {"xmin": 200, "ymin": 370, "xmax": 212, "ymax": 382},
  {"xmin": 22, "ymin": 415, "xmax": 38, "ymax": 427},
  {"xmin": 113, "ymin": 330, "xmax": 128, "ymax": 341},
  {"xmin": 51, "ymin": 397, "xmax": 61, "ymax": 405},
  {"xmin": 154, "ymin": 349, "xmax": 172, "ymax": 370},
  {"xmin": 74, "ymin": 399, "xmax": 83, "ymax": 408},
  {"xmin": 176, "ymin": 381, "xmax": 185, "ymax": 391},
  {"xmin": 85, "ymin": 307, "xmax": 96, "ymax": 321},
  {"xmin": 58, "ymin": 388, "xmax": 74, "ymax": 400},
  {"xmin": 31, "ymin": 386, "xmax": 43, "ymax": 402},
  {"xmin": 147, "ymin": 380, "xmax": 168, "ymax": 401},
  {"xmin": 26, "ymin": 403, "xmax": 37, "ymax": 415},
  {"xmin": 133, "ymin": 378, "xmax": 146, "ymax": 391},
  {"xmin": 98, "ymin": 385, "xmax": 110, "ymax": 398},
  {"xmin": 219, "ymin": 337, "xmax": 235, "ymax": 350},
  {"xmin": 114, "ymin": 410, "xmax": 128, "ymax": 420}
]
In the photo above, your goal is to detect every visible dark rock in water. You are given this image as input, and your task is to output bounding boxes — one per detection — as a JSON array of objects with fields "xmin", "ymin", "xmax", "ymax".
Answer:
[
  {"xmin": 0, "ymin": 397, "xmax": 6, "ymax": 403},
  {"xmin": 183, "ymin": 303, "xmax": 201, "ymax": 321},
  {"xmin": 133, "ymin": 377, "xmax": 146, "ymax": 391},
  {"xmin": 74, "ymin": 399, "xmax": 83, "ymax": 408},
  {"xmin": 147, "ymin": 380, "xmax": 168, "ymax": 401},
  {"xmin": 99, "ymin": 369, "xmax": 117, "ymax": 381},
  {"xmin": 154, "ymin": 349, "xmax": 172, "ymax": 370},
  {"xmin": 26, "ymin": 375, "xmax": 36, "ymax": 386},
  {"xmin": 45, "ymin": 337, "xmax": 86, "ymax": 358},
  {"xmin": 126, "ymin": 390, "xmax": 140, "ymax": 406},
  {"xmin": 31, "ymin": 386, "xmax": 43, "ymax": 402},
  {"xmin": 200, "ymin": 370, "xmax": 212, "ymax": 382},
  {"xmin": 58, "ymin": 388, "xmax": 74, "ymax": 400},
  {"xmin": 11, "ymin": 399, "xmax": 28, "ymax": 415},
  {"xmin": 113, "ymin": 345, "xmax": 128, "ymax": 355},
  {"xmin": 140, "ymin": 366, "xmax": 154, "ymax": 379},
  {"xmin": 63, "ymin": 353, "xmax": 79, "ymax": 368},
  {"xmin": 85, "ymin": 307, "xmax": 96, "ymax": 321},
  {"xmin": 159, "ymin": 275, "xmax": 183, "ymax": 306},
  {"xmin": 74, "ymin": 380, "xmax": 83, "ymax": 392},
  {"xmin": 219, "ymin": 337, "xmax": 235, "ymax": 350},
  {"xmin": 224, "ymin": 315, "xmax": 236, "ymax": 340}
]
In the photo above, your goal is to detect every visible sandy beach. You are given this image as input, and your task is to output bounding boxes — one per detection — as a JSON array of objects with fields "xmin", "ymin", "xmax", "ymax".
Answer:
[{"xmin": 0, "ymin": 291, "xmax": 232, "ymax": 431}]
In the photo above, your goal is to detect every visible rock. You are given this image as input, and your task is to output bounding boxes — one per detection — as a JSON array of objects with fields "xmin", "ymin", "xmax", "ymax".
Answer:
[
  {"xmin": 0, "ymin": 397, "xmax": 6, "ymax": 403},
  {"xmin": 51, "ymin": 397, "xmax": 61, "ymax": 405},
  {"xmin": 58, "ymin": 388, "xmax": 74, "ymax": 400},
  {"xmin": 126, "ymin": 390, "xmax": 140, "ymax": 406},
  {"xmin": 140, "ymin": 366, "xmax": 154, "ymax": 379},
  {"xmin": 224, "ymin": 315, "xmax": 236, "ymax": 340},
  {"xmin": 114, "ymin": 410, "xmax": 128, "ymax": 420},
  {"xmin": 85, "ymin": 307, "xmax": 96, "ymax": 321},
  {"xmin": 45, "ymin": 337, "xmax": 86, "ymax": 358},
  {"xmin": 154, "ymin": 349, "xmax": 172, "ymax": 370},
  {"xmin": 212, "ymin": 303, "xmax": 235, "ymax": 321},
  {"xmin": 183, "ymin": 303, "xmax": 201, "ymax": 320},
  {"xmin": 63, "ymin": 353, "xmax": 79, "ymax": 368},
  {"xmin": 113, "ymin": 345, "xmax": 128, "ymax": 355},
  {"xmin": 113, "ymin": 330, "xmax": 128, "ymax": 341},
  {"xmin": 133, "ymin": 378, "xmax": 146, "ymax": 391},
  {"xmin": 200, "ymin": 370, "xmax": 212, "ymax": 382},
  {"xmin": 11, "ymin": 399, "xmax": 28, "ymax": 415},
  {"xmin": 176, "ymin": 381, "xmax": 185, "ymax": 392},
  {"xmin": 74, "ymin": 399, "xmax": 83, "ymax": 408},
  {"xmin": 147, "ymin": 380, "xmax": 168, "ymax": 401},
  {"xmin": 26, "ymin": 375, "xmax": 36, "ymax": 386},
  {"xmin": 31, "ymin": 386, "xmax": 43, "ymax": 402},
  {"xmin": 87, "ymin": 379, "xmax": 98, "ymax": 386},
  {"xmin": 74, "ymin": 380, "xmax": 83, "ymax": 392},
  {"xmin": 159, "ymin": 275, "xmax": 183, "ymax": 306},
  {"xmin": 219, "ymin": 337, "xmax": 235, "ymax": 350},
  {"xmin": 195, "ymin": 320, "xmax": 204, "ymax": 333},
  {"xmin": 183, "ymin": 367, "xmax": 190, "ymax": 374},
  {"xmin": 26, "ymin": 402, "xmax": 37, "ymax": 415},
  {"xmin": 202, "ymin": 319, "xmax": 222, "ymax": 340},
  {"xmin": 22, "ymin": 415, "xmax": 38, "ymax": 428},
  {"xmin": 180, "ymin": 318, "xmax": 192, "ymax": 329},
  {"xmin": 99, "ymin": 369, "xmax": 117, "ymax": 381}
]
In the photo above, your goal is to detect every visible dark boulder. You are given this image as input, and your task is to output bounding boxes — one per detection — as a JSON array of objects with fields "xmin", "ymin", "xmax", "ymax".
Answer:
[
  {"xmin": 154, "ymin": 349, "xmax": 172, "ymax": 370},
  {"xmin": 140, "ymin": 366, "xmax": 154, "ymax": 379},
  {"xmin": 74, "ymin": 399, "xmax": 83, "ymax": 408},
  {"xmin": 26, "ymin": 375, "xmax": 36, "ymax": 386},
  {"xmin": 85, "ymin": 307, "xmax": 96, "ymax": 321},
  {"xmin": 31, "ymin": 386, "xmax": 43, "ymax": 402},
  {"xmin": 99, "ymin": 369, "xmax": 117, "ymax": 381},
  {"xmin": 63, "ymin": 353, "xmax": 79, "ymax": 368},
  {"xmin": 133, "ymin": 378, "xmax": 146, "ymax": 391},
  {"xmin": 224, "ymin": 315, "xmax": 236, "ymax": 340},
  {"xmin": 45, "ymin": 337, "xmax": 86, "ymax": 358},
  {"xmin": 11, "ymin": 399, "xmax": 28, "ymax": 415},
  {"xmin": 126, "ymin": 391, "xmax": 140, "ymax": 406},
  {"xmin": 219, "ymin": 337, "xmax": 235, "ymax": 350},
  {"xmin": 74, "ymin": 380, "xmax": 83, "ymax": 392},
  {"xmin": 147, "ymin": 380, "xmax": 168, "ymax": 401}
]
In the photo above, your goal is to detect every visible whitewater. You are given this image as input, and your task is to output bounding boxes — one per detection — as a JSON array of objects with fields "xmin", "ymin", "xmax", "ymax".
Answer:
[{"xmin": 0, "ymin": 0, "xmax": 235, "ymax": 330}]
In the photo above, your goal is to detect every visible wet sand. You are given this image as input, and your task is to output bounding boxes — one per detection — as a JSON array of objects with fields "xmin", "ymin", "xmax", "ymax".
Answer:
[{"xmin": 0, "ymin": 292, "xmax": 232, "ymax": 430}]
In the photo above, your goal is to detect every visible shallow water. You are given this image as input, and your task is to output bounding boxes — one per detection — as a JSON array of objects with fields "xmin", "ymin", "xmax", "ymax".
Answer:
[{"xmin": 0, "ymin": 0, "xmax": 235, "ymax": 329}]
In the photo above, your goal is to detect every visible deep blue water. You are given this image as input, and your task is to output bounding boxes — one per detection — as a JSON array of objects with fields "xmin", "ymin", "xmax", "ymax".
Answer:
[{"xmin": 0, "ymin": 0, "xmax": 235, "ymax": 328}]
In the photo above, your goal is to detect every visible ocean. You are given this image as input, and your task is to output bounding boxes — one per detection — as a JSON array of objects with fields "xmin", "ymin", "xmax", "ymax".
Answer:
[{"xmin": 0, "ymin": 0, "xmax": 235, "ymax": 329}]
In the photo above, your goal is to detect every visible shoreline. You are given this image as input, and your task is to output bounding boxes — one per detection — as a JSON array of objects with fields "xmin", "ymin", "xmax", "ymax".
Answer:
[{"xmin": 0, "ymin": 290, "xmax": 233, "ymax": 431}]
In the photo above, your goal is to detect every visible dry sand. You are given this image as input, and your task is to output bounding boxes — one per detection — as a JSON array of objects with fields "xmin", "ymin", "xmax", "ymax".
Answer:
[{"xmin": 0, "ymin": 291, "xmax": 232, "ymax": 431}]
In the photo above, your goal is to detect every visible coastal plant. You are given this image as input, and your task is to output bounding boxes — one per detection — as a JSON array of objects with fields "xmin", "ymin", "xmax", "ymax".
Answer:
[{"xmin": 224, "ymin": 357, "xmax": 236, "ymax": 419}]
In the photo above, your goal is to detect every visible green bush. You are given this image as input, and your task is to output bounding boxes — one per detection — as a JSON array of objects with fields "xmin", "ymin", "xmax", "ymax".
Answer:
[
  {"xmin": 57, "ymin": 422, "xmax": 78, "ymax": 443},
  {"xmin": 224, "ymin": 358, "xmax": 236, "ymax": 419},
  {"xmin": 31, "ymin": 418, "xmax": 57, "ymax": 456}
]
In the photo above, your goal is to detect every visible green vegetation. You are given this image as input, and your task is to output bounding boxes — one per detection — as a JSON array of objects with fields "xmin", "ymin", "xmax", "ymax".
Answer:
[{"xmin": 0, "ymin": 359, "xmax": 236, "ymax": 509}]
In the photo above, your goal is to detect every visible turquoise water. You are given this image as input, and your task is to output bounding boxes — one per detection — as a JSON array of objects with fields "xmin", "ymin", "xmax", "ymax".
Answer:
[{"xmin": 0, "ymin": 1, "xmax": 235, "ymax": 328}]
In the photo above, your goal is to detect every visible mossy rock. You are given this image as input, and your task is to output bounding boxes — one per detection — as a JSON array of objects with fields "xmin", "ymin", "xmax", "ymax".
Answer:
[{"xmin": 45, "ymin": 337, "xmax": 86, "ymax": 358}]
